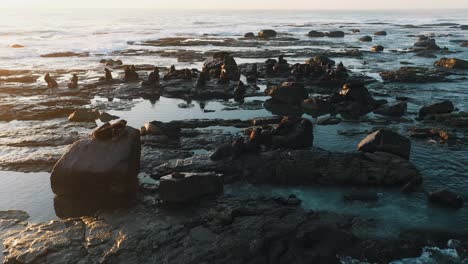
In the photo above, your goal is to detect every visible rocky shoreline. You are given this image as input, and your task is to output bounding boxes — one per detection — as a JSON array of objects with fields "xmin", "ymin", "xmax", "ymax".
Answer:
[{"xmin": 1, "ymin": 22, "xmax": 468, "ymax": 264}]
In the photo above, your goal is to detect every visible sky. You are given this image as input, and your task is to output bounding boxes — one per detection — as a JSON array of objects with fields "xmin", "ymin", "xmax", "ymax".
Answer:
[{"xmin": 1, "ymin": 0, "xmax": 467, "ymax": 9}]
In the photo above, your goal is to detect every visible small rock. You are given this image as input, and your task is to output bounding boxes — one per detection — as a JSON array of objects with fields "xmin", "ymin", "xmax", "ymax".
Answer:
[
  {"xmin": 99, "ymin": 112, "xmax": 119, "ymax": 122},
  {"xmin": 359, "ymin": 35, "xmax": 372, "ymax": 42},
  {"xmin": 244, "ymin": 32, "xmax": 255, "ymax": 38},
  {"xmin": 374, "ymin": 31, "xmax": 387, "ymax": 36},
  {"xmin": 371, "ymin": 45, "xmax": 384, "ymax": 52}
]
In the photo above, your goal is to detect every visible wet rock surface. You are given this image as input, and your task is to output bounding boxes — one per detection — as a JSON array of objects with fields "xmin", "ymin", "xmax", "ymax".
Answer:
[{"xmin": 5, "ymin": 196, "xmax": 466, "ymax": 264}]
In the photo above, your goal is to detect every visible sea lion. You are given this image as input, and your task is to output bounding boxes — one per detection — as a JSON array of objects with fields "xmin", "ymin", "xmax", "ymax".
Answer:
[
  {"xmin": 44, "ymin": 74, "xmax": 58, "ymax": 88},
  {"xmin": 67, "ymin": 74, "xmax": 78, "ymax": 89}
]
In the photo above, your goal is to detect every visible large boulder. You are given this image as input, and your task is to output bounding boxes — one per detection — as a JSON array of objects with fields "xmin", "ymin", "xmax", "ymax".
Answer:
[
  {"xmin": 358, "ymin": 129, "xmax": 411, "ymax": 159},
  {"xmin": 414, "ymin": 38, "xmax": 440, "ymax": 50},
  {"xmin": 434, "ymin": 57, "xmax": 468, "ymax": 69},
  {"xmin": 419, "ymin": 101, "xmax": 454, "ymax": 118},
  {"xmin": 265, "ymin": 82, "xmax": 308, "ymax": 105},
  {"xmin": 159, "ymin": 172, "xmax": 223, "ymax": 203},
  {"xmin": 51, "ymin": 124, "xmax": 141, "ymax": 196},
  {"xmin": 258, "ymin": 29, "xmax": 277, "ymax": 38},
  {"xmin": 428, "ymin": 189, "xmax": 464, "ymax": 209}
]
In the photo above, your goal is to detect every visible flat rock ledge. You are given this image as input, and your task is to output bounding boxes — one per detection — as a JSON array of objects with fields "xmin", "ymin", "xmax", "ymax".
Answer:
[
  {"xmin": 154, "ymin": 148, "xmax": 420, "ymax": 186},
  {"xmin": 3, "ymin": 196, "xmax": 463, "ymax": 264}
]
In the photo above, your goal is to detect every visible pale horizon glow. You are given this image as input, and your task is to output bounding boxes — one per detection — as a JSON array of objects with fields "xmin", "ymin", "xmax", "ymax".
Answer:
[{"xmin": 1, "ymin": 0, "xmax": 468, "ymax": 10}]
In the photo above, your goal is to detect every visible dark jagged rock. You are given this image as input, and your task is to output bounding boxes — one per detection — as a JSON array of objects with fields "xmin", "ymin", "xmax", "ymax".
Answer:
[
  {"xmin": 428, "ymin": 189, "xmax": 464, "ymax": 209},
  {"xmin": 3, "ymin": 195, "xmax": 444, "ymax": 264},
  {"xmin": 244, "ymin": 32, "xmax": 255, "ymax": 38},
  {"xmin": 67, "ymin": 74, "xmax": 78, "ymax": 89},
  {"xmin": 408, "ymin": 127, "xmax": 450, "ymax": 142},
  {"xmin": 358, "ymin": 129, "xmax": 411, "ymax": 159},
  {"xmin": 359, "ymin": 35, "xmax": 373, "ymax": 42},
  {"xmin": 419, "ymin": 101, "xmax": 454, "ymax": 118},
  {"xmin": 51, "ymin": 121, "xmax": 140, "ymax": 196},
  {"xmin": 461, "ymin": 25, "xmax": 468, "ymax": 30},
  {"xmin": 308, "ymin": 30, "xmax": 325, "ymax": 37},
  {"xmin": 99, "ymin": 112, "xmax": 119, "ymax": 123},
  {"xmin": 374, "ymin": 31, "xmax": 387, "ymax": 36},
  {"xmin": 265, "ymin": 82, "xmax": 308, "ymax": 105},
  {"xmin": 258, "ymin": 29, "xmax": 277, "ymax": 38},
  {"xmin": 333, "ymin": 82, "xmax": 382, "ymax": 118},
  {"xmin": 44, "ymin": 73, "xmax": 58, "ymax": 88},
  {"xmin": 374, "ymin": 102, "xmax": 407, "ymax": 117},
  {"xmin": 123, "ymin": 65, "xmax": 139, "ymax": 82},
  {"xmin": 434, "ymin": 57, "xmax": 468, "ymax": 69},
  {"xmin": 371, "ymin": 45, "xmax": 384, "ymax": 52},
  {"xmin": 159, "ymin": 172, "xmax": 223, "ymax": 203}
]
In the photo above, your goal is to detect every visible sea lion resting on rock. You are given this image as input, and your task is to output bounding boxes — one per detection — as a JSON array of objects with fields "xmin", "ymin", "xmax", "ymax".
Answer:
[
  {"xmin": 93, "ymin": 120, "xmax": 127, "ymax": 140},
  {"xmin": 44, "ymin": 73, "xmax": 58, "ymax": 88},
  {"xmin": 124, "ymin": 65, "xmax": 139, "ymax": 82},
  {"xmin": 210, "ymin": 116, "xmax": 313, "ymax": 161},
  {"xmin": 142, "ymin": 67, "xmax": 160, "ymax": 87},
  {"xmin": 67, "ymin": 74, "xmax": 78, "ymax": 89}
]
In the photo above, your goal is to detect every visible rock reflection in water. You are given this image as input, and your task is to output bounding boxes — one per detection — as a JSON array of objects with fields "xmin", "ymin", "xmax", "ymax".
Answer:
[{"xmin": 54, "ymin": 195, "xmax": 135, "ymax": 219}]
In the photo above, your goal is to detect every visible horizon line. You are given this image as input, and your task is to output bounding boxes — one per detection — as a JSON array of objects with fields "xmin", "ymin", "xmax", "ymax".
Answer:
[{"xmin": 1, "ymin": 7, "xmax": 468, "ymax": 11}]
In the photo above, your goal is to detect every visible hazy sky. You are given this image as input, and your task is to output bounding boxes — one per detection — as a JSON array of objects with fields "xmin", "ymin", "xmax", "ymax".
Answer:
[{"xmin": 2, "ymin": 0, "xmax": 468, "ymax": 9}]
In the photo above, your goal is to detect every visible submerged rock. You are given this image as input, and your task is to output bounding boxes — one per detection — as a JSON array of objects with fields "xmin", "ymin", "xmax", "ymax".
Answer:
[
  {"xmin": 380, "ymin": 67, "xmax": 447, "ymax": 83},
  {"xmin": 428, "ymin": 189, "xmax": 464, "ymax": 209},
  {"xmin": 244, "ymin": 32, "xmax": 255, "ymax": 38},
  {"xmin": 50, "ymin": 123, "xmax": 141, "ymax": 196},
  {"xmin": 358, "ymin": 129, "xmax": 411, "ymax": 159},
  {"xmin": 159, "ymin": 172, "xmax": 223, "ymax": 203},
  {"xmin": 434, "ymin": 57, "xmax": 468, "ymax": 69},
  {"xmin": 374, "ymin": 102, "xmax": 407, "ymax": 117}
]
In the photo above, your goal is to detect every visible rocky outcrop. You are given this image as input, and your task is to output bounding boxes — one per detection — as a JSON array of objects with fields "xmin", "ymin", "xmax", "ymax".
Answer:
[
  {"xmin": 358, "ymin": 129, "xmax": 411, "ymax": 159},
  {"xmin": 308, "ymin": 30, "xmax": 325, "ymax": 37},
  {"xmin": 419, "ymin": 101, "xmax": 454, "ymax": 118},
  {"xmin": 2, "ymin": 196, "xmax": 442, "ymax": 264},
  {"xmin": 159, "ymin": 172, "xmax": 223, "ymax": 203},
  {"xmin": 50, "ymin": 122, "xmax": 141, "ymax": 196},
  {"xmin": 414, "ymin": 37, "xmax": 440, "ymax": 50},
  {"xmin": 332, "ymin": 82, "xmax": 383, "ymax": 118},
  {"xmin": 434, "ymin": 57, "xmax": 468, "ymax": 69},
  {"xmin": 326, "ymin": 31, "xmax": 345, "ymax": 38}
]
